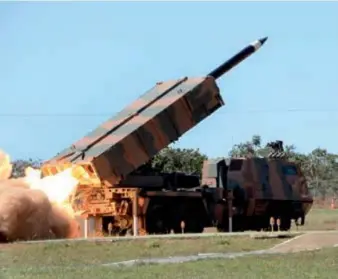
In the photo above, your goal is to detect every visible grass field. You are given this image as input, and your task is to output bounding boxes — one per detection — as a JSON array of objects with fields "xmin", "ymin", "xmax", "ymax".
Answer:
[
  {"xmin": 204, "ymin": 207, "xmax": 338, "ymax": 233},
  {"xmin": 293, "ymin": 208, "xmax": 338, "ymax": 231},
  {"xmin": 2, "ymin": 244, "xmax": 338, "ymax": 279},
  {"xmin": 1, "ymin": 208, "xmax": 338, "ymax": 279},
  {"xmin": 0, "ymin": 235, "xmax": 282, "ymax": 267}
]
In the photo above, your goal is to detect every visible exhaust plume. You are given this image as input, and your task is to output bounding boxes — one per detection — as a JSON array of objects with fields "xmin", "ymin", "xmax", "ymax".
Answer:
[{"xmin": 0, "ymin": 149, "xmax": 81, "ymax": 242}]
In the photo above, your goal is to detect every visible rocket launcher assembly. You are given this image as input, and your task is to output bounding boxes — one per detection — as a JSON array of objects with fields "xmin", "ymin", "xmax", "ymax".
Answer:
[{"xmin": 41, "ymin": 37, "xmax": 268, "ymax": 186}]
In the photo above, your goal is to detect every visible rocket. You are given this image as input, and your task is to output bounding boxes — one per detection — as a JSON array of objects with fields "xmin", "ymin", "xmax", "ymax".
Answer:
[{"xmin": 208, "ymin": 37, "xmax": 268, "ymax": 80}]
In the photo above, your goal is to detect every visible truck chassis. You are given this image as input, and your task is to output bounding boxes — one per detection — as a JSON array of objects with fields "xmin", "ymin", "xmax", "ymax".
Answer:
[{"xmin": 73, "ymin": 184, "xmax": 311, "ymax": 237}]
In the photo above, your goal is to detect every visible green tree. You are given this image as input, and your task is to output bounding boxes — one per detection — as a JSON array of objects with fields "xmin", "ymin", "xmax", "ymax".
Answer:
[
  {"xmin": 229, "ymin": 135, "xmax": 298, "ymax": 159},
  {"xmin": 228, "ymin": 134, "xmax": 262, "ymax": 157},
  {"xmin": 304, "ymin": 148, "xmax": 338, "ymax": 198},
  {"xmin": 229, "ymin": 135, "xmax": 338, "ymax": 199},
  {"xmin": 150, "ymin": 147, "xmax": 208, "ymax": 176}
]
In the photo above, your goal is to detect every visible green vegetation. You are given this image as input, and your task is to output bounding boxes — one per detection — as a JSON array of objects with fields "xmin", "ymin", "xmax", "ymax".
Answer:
[
  {"xmin": 296, "ymin": 208, "xmax": 338, "ymax": 231},
  {"xmin": 0, "ymin": 236, "xmax": 282, "ymax": 268},
  {"xmin": 228, "ymin": 135, "xmax": 338, "ymax": 200},
  {"xmin": 2, "ymin": 209, "xmax": 338, "ymax": 279},
  {"xmin": 2, "ymin": 245, "xmax": 338, "ymax": 279}
]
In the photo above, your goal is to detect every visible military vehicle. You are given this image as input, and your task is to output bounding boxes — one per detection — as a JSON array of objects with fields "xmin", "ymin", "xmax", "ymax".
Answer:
[
  {"xmin": 202, "ymin": 141, "xmax": 313, "ymax": 232},
  {"xmin": 40, "ymin": 37, "xmax": 313, "ymax": 236}
]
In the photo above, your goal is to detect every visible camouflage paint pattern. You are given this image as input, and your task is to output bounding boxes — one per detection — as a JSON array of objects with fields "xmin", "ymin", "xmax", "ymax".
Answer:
[
  {"xmin": 201, "ymin": 157, "xmax": 313, "ymax": 216},
  {"xmin": 41, "ymin": 76, "xmax": 224, "ymax": 186}
]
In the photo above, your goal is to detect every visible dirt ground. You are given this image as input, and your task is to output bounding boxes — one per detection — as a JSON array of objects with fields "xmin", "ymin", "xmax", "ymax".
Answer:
[
  {"xmin": 270, "ymin": 231, "xmax": 338, "ymax": 253},
  {"xmin": 203, "ymin": 227, "xmax": 217, "ymax": 233}
]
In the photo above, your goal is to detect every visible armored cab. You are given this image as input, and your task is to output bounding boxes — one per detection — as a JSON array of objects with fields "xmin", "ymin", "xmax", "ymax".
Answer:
[{"xmin": 201, "ymin": 141, "xmax": 314, "ymax": 232}]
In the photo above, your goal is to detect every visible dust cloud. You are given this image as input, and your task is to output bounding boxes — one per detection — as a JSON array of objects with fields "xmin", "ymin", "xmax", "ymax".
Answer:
[{"xmin": 0, "ymin": 150, "xmax": 80, "ymax": 242}]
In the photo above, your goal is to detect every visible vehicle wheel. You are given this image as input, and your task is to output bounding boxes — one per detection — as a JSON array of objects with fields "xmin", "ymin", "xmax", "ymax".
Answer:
[
  {"xmin": 280, "ymin": 216, "xmax": 291, "ymax": 231},
  {"xmin": 184, "ymin": 218, "xmax": 204, "ymax": 233},
  {"xmin": 146, "ymin": 206, "xmax": 169, "ymax": 234}
]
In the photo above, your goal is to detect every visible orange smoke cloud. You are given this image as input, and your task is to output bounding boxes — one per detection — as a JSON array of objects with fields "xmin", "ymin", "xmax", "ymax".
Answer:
[{"xmin": 0, "ymin": 149, "xmax": 81, "ymax": 242}]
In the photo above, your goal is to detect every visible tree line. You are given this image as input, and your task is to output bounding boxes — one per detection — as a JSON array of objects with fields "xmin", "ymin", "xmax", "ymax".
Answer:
[{"xmin": 9, "ymin": 135, "xmax": 338, "ymax": 199}]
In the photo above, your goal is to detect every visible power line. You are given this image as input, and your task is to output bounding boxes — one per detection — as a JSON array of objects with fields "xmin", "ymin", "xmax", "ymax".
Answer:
[
  {"xmin": 221, "ymin": 108, "xmax": 338, "ymax": 114},
  {"xmin": 0, "ymin": 108, "xmax": 338, "ymax": 117}
]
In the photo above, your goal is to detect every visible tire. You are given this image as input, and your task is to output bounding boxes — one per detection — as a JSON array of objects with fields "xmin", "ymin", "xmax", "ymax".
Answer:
[
  {"xmin": 146, "ymin": 205, "xmax": 169, "ymax": 234},
  {"xmin": 280, "ymin": 216, "xmax": 291, "ymax": 231}
]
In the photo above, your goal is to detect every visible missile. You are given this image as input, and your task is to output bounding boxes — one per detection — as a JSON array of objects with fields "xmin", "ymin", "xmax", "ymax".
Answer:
[{"xmin": 207, "ymin": 37, "xmax": 268, "ymax": 80}]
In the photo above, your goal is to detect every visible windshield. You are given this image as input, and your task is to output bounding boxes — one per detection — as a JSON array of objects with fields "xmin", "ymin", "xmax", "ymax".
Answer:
[{"xmin": 282, "ymin": 165, "xmax": 298, "ymax": 175}]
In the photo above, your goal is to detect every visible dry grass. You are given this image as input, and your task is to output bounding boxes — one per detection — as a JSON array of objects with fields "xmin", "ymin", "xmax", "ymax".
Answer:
[{"xmin": 292, "ymin": 207, "xmax": 338, "ymax": 231}]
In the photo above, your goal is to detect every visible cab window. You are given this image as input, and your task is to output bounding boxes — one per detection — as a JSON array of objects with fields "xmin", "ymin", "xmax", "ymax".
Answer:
[{"xmin": 282, "ymin": 165, "xmax": 298, "ymax": 175}]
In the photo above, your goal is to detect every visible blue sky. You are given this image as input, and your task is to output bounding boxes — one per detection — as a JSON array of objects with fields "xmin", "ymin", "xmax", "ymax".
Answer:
[{"xmin": 1, "ymin": 1, "xmax": 338, "ymax": 161}]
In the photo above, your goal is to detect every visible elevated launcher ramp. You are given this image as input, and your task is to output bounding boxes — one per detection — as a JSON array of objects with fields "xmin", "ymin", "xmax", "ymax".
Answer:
[{"xmin": 41, "ymin": 37, "xmax": 268, "ymax": 187}]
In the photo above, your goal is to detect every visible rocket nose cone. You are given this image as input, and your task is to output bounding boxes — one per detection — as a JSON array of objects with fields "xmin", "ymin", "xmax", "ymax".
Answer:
[{"xmin": 259, "ymin": 37, "xmax": 268, "ymax": 45}]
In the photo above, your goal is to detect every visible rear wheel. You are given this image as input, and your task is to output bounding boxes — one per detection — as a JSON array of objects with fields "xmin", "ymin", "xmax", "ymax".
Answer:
[
  {"xmin": 146, "ymin": 205, "xmax": 170, "ymax": 234},
  {"xmin": 280, "ymin": 216, "xmax": 291, "ymax": 231},
  {"xmin": 184, "ymin": 218, "xmax": 204, "ymax": 233},
  {"xmin": 0, "ymin": 232, "xmax": 7, "ymax": 243},
  {"xmin": 172, "ymin": 200, "xmax": 207, "ymax": 234}
]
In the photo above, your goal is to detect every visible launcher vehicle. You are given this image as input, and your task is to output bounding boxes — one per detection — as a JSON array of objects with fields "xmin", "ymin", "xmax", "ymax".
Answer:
[{"xmin": 41, "ymin": 37, "xmax": 313, "ymax": 236}]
